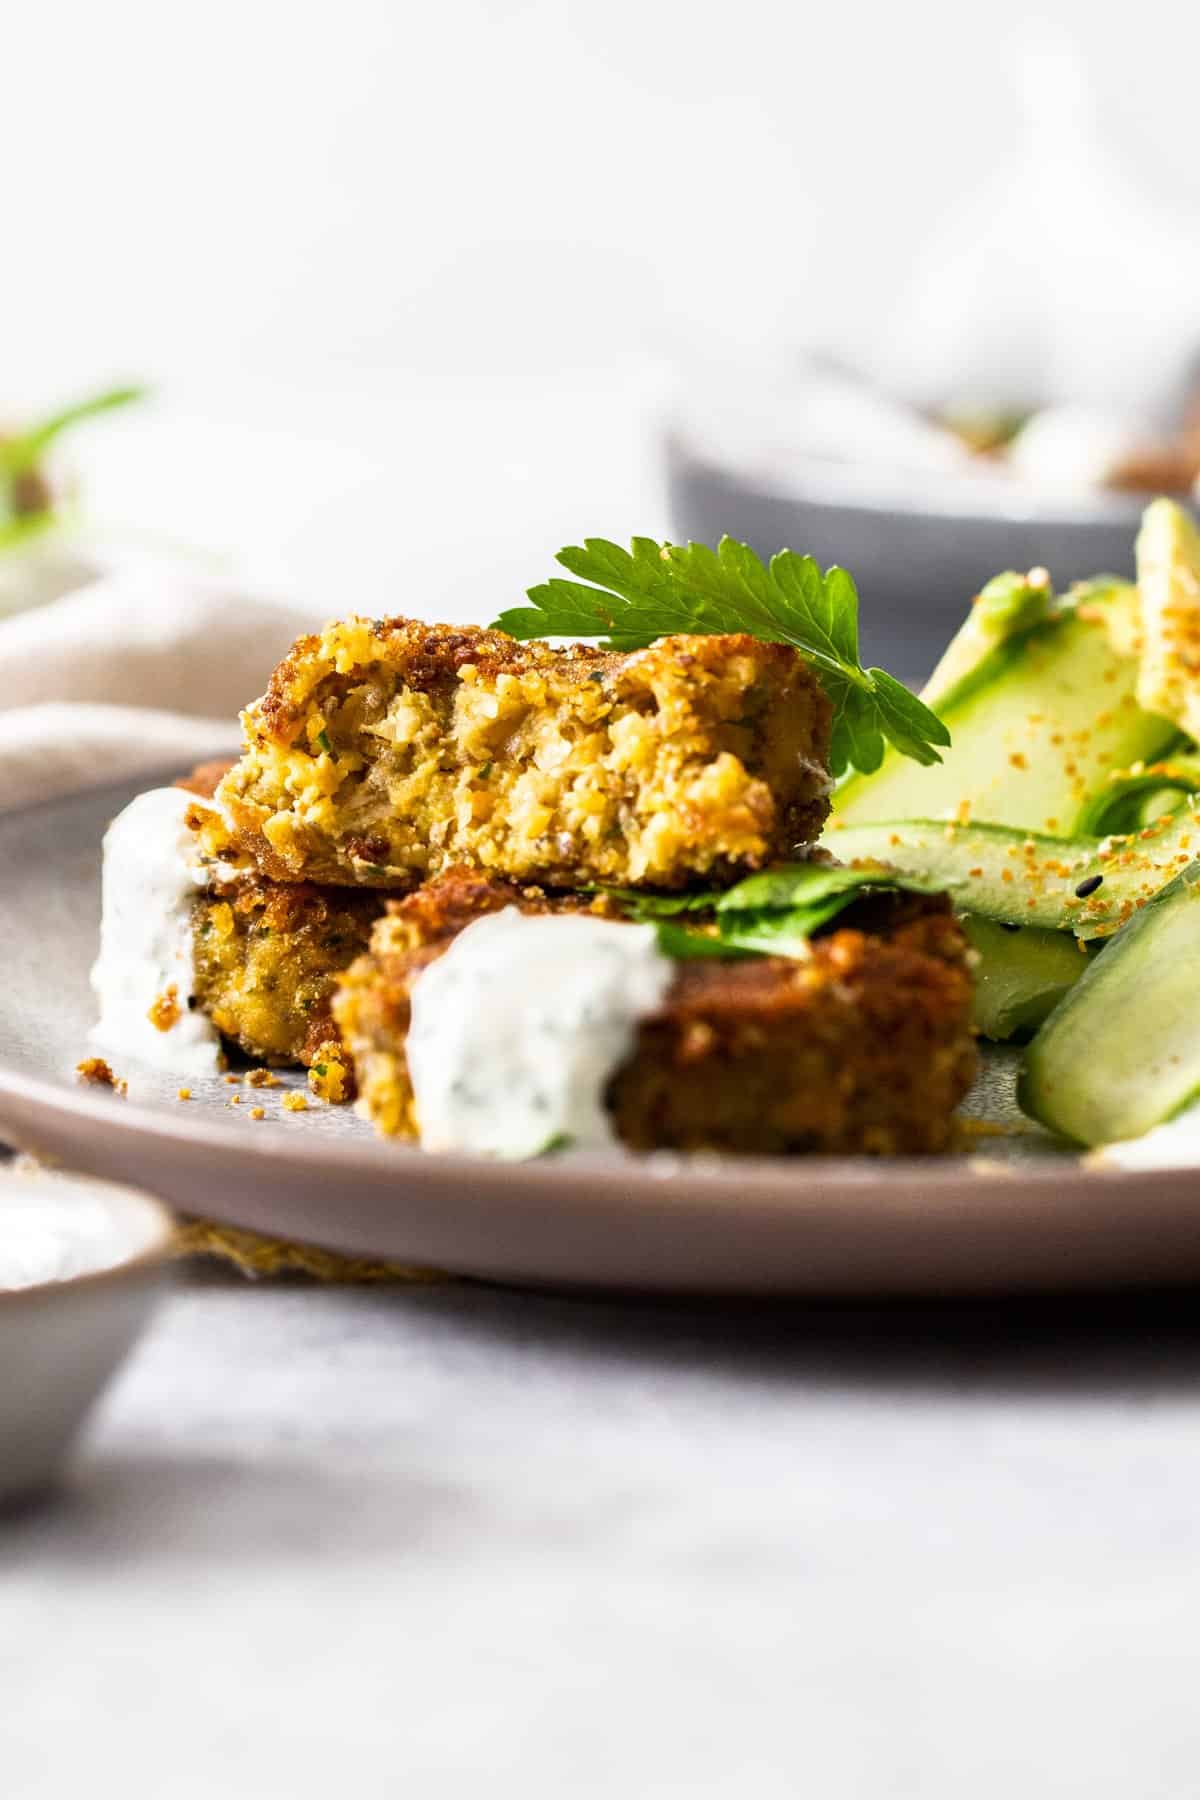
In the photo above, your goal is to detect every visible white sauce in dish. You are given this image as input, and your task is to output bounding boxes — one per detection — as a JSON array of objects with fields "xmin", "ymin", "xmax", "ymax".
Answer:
[
  {"xmin": 89, "ymin": 787, "xmax": 222, "ymax": 1077},
  {"xmin": 406, "ymin": 908, "xmax": 674, "ymax": 1158},
  {"xmin": 0, "ymin": 1174, "xmax": 164, "ymax": 1290}
]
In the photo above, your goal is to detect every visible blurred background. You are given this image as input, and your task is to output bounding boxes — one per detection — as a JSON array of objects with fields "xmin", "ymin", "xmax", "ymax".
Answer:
[{"xmin": 5, "ymin": 0, "xmax": 1200, "ymax": 688}]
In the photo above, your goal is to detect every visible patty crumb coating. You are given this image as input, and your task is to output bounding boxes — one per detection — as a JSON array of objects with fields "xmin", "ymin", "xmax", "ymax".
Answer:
[
  {"xmin": 147, "ymin": 984, "xmax": 182, "ymax": 1032},
  {"xmin": 333, "ymin": 869, "xmax": 977, "ymax": 1157},
  {"xmin": 190, "ymin": 880, "xmax": 382, "ymax": 1081},
  {"xmin": 177, "ymin": 769, "xmax": 375, "ymax": 1091},
  {"xmin": 215, "ymin": 618, "xmax": 834, "ymax": 892},
  {"xmin": 307, "ymin": 1039, "xmax": 353, "ymax": 1104}
]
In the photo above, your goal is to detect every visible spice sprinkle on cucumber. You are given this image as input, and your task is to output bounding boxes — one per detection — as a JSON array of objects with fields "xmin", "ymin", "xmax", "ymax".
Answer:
[{"xmin": 821, "ymin": 497, "xmax": 1200, "ymax": 1118}]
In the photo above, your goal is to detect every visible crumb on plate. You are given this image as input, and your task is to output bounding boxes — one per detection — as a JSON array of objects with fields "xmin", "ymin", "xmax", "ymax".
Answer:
[{"xmin": 75, "ymin": 1056, "xmax": 127, "ymax": 1097}]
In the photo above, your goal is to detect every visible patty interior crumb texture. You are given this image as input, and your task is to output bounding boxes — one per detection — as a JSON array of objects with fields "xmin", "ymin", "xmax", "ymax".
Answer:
[
  {"xmin": 191, "ymin": 876, "xmax": 383, "ymax": 1071},
  {"xmin": 216, "ymin": 619, "xmax": 833, "ymax": 890}
]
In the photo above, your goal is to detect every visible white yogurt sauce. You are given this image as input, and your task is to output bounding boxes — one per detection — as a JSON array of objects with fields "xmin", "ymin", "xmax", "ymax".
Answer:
[
  {"xmin": 0, "ymin": 1174, "xmax": 162, "ymax": 1290},
  {"xmin": 406, "ymin": 908, "xmax": 674, "ymax": 1158},
  {"xmin": 1094, "ymin": 1102, "xmax": 1200, "ymax": 1171},
  {"xmin": 89, "ymin": 787, "xmax": 222, "ymax": 1077}
]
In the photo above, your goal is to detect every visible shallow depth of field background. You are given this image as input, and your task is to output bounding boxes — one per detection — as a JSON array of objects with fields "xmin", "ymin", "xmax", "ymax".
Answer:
[{"xmin": 6, "ymin": 0, "xmax": 1199, "ymax": 612}]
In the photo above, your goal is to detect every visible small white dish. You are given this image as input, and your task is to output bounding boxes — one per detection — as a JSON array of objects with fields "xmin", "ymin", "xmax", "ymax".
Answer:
[{"xmin": 0, "ymin": 1168, "xmax": 173, "ymax": 1504}]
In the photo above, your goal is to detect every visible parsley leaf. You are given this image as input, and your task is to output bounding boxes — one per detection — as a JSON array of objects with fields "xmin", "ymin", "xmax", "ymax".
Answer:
[
  {"xmin": 652, "ymin": 920, "xmax": 756, "ymax": 960},
  {"xmin": 599, "ymin": 887, "xmax": 720, "ymax": 920},
  {"xmin": 493, "ymin": 536, "xmax": 950, "ymax": 775},
  {"xmin": 612, "ymin": 860, "xmax": 951, "ymax": 962}
]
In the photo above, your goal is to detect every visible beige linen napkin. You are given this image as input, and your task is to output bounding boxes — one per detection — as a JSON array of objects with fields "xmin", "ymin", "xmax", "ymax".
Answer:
[{"xmin": 0, "ymin": 552, "xmax": 312, "ymax": 812}]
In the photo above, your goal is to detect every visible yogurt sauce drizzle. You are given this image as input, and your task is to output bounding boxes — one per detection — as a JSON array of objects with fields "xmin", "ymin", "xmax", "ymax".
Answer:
[
  {"xmin": 89, "ymin": 787, "xmax": 222, "ymax": 1077},
  {"xmin": 406, "ymin": 908, "xmax": 674, "ymax": 1158}
]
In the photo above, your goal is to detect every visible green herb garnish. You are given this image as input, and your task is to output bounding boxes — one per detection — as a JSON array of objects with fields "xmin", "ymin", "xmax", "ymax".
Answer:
[
  {"xmin": 315, "ymin": 729, "xmax": 338, "ymax": 762},
  {"xmin": 0, "ymin": 384, "xmax": 146, "ymax": 544},
  {"xmin": 0, "ymin": 385, "xmax": 146, "ymax": 481},
  {"xmin": 537, "ymin": 1131, "xmax": 574, "ymax": 1154},
  {"xmin": 493, "ymin": 536, "xmax": 950, "ymax": 776},
  {"xmin": 651, "ymin": 921, "xmax": 756, "ymax": 960},
  {"xmin": 608, "ymin": 860, "xmax": 947, "ymax": 963}
]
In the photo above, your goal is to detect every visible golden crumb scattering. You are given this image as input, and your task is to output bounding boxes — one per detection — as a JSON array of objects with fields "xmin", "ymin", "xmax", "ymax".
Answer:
[
  {"xmin": 246, "ymin": 1067, "xmax": 280, "ymax": 1088},
  {"xmin": 282, "ymin": 1092, "xmax": 309, "ymax": 1113},
  {"xmin": 75, "ymin": 1057, "xmax": 126, "ymax": 1097},
  {"xmin": 307, "ymin": 1039, "xmax": 352, "ymax": 1104},
  {"xmin": 953, "ymin": 1116, "xmax": 1019, "ymax": 1145},
  {"xmin": 249, "ymin": 1106, "xmax": 265, "ymax": 1119},
  {"xmin": 177, "ymin": 1087, "xmax": 192, "ymax": 1101},
  {"xmin": 147, "ymin": 984, "xmax": 183, "ymax": 1033},
  {"xmin": 76, "ymin": 1055, "xmax": 114, "ymax": 1085}
]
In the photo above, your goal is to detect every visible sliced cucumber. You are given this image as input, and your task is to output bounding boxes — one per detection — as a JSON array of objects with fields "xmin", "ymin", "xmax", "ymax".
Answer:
[
  {"xmin": 1074, "ymin": 749, "xmax": 1200, "ymax": 836},
  {"xmin": 1135, "ymin": 499, "xmax": 1200, "ymax": 743},
  {"xmin": 1019, "ymin": 862, "xmax": 1200, "ymax": 1146},
  {"xmin": 835, "ymin": 579, "xmax": 1175, "ymax": 833},
  {"xmin": 827, "ymin": 812, "xmax": 1200, "ymax": 938},
  {"xmin": 961, "ymin": 916, "xmax": 1088, "ymax": 1042}
]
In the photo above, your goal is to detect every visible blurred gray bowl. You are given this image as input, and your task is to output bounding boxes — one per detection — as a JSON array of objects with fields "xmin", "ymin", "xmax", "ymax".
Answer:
[
  {"xmin": 0, "ymin": 1172, "xmax": 173, "ymax": 1506},
  {"xmin": 665, "ymin": 429, "xmax": 1146, "ymax": 688}
]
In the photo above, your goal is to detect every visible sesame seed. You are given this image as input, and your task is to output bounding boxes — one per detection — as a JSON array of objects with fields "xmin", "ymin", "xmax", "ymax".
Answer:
[{"xmin": 1074, "ymin": 874, "xmax": 1104, "ymax": 898}]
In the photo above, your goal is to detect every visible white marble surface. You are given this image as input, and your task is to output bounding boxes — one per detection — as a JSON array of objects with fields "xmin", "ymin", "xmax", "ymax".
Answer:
[{"xmin": 6, "ymin": 1270, "xmax": 1200, "ymax": 1796}]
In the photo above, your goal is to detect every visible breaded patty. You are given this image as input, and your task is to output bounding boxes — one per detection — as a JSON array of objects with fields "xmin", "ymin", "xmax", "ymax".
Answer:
[
  {"xmin": 175, "ymin": 758, "xmax": 237, "ymax": 801},
  {"xmin": 174, "ymin": 764, "xmax": 381, "ymax": 1091},
  {"xmin": 191, "ymin": 875, "xmax": 383, "ymax": 1084},
  {"xmin": 333, "ymin": 870, "xmax": 976, "ymax": 1156},
  {"xmin": 215, "ymin": 618, "xmax": 833, "ymax": 892}
]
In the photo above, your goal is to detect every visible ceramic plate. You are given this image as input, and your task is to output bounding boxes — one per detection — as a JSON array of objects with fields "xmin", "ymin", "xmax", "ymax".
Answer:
[{"xmin": 2, "ymin": 777, "xmax": 1199, "ymax": 1296}]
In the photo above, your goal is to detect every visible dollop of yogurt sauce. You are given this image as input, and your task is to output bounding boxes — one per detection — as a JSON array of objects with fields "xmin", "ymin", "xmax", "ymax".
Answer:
[
  {"xmin": 89, "ymin": 786, "xmax": 222, "ymax": 1077},
  {"xmin": 406, "ymin": 908, "xmax": 674, "ymax": 1158}
]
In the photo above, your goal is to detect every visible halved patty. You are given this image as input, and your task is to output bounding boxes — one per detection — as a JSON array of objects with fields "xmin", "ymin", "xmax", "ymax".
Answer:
[
  {"xmin": 333, "ymin": 870, "xmax": 977, "ymax": 1156},
  {"xmin": 191, "ymin": 875, "xmax": 383, "ymax": 1074},
  {"xmin": 215, "ymin": 618, "xmax": 833, "ymax": 892},
  {"xmin": 176, "ymin": 764, "xmax": 382, "ymax": 1084}
]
